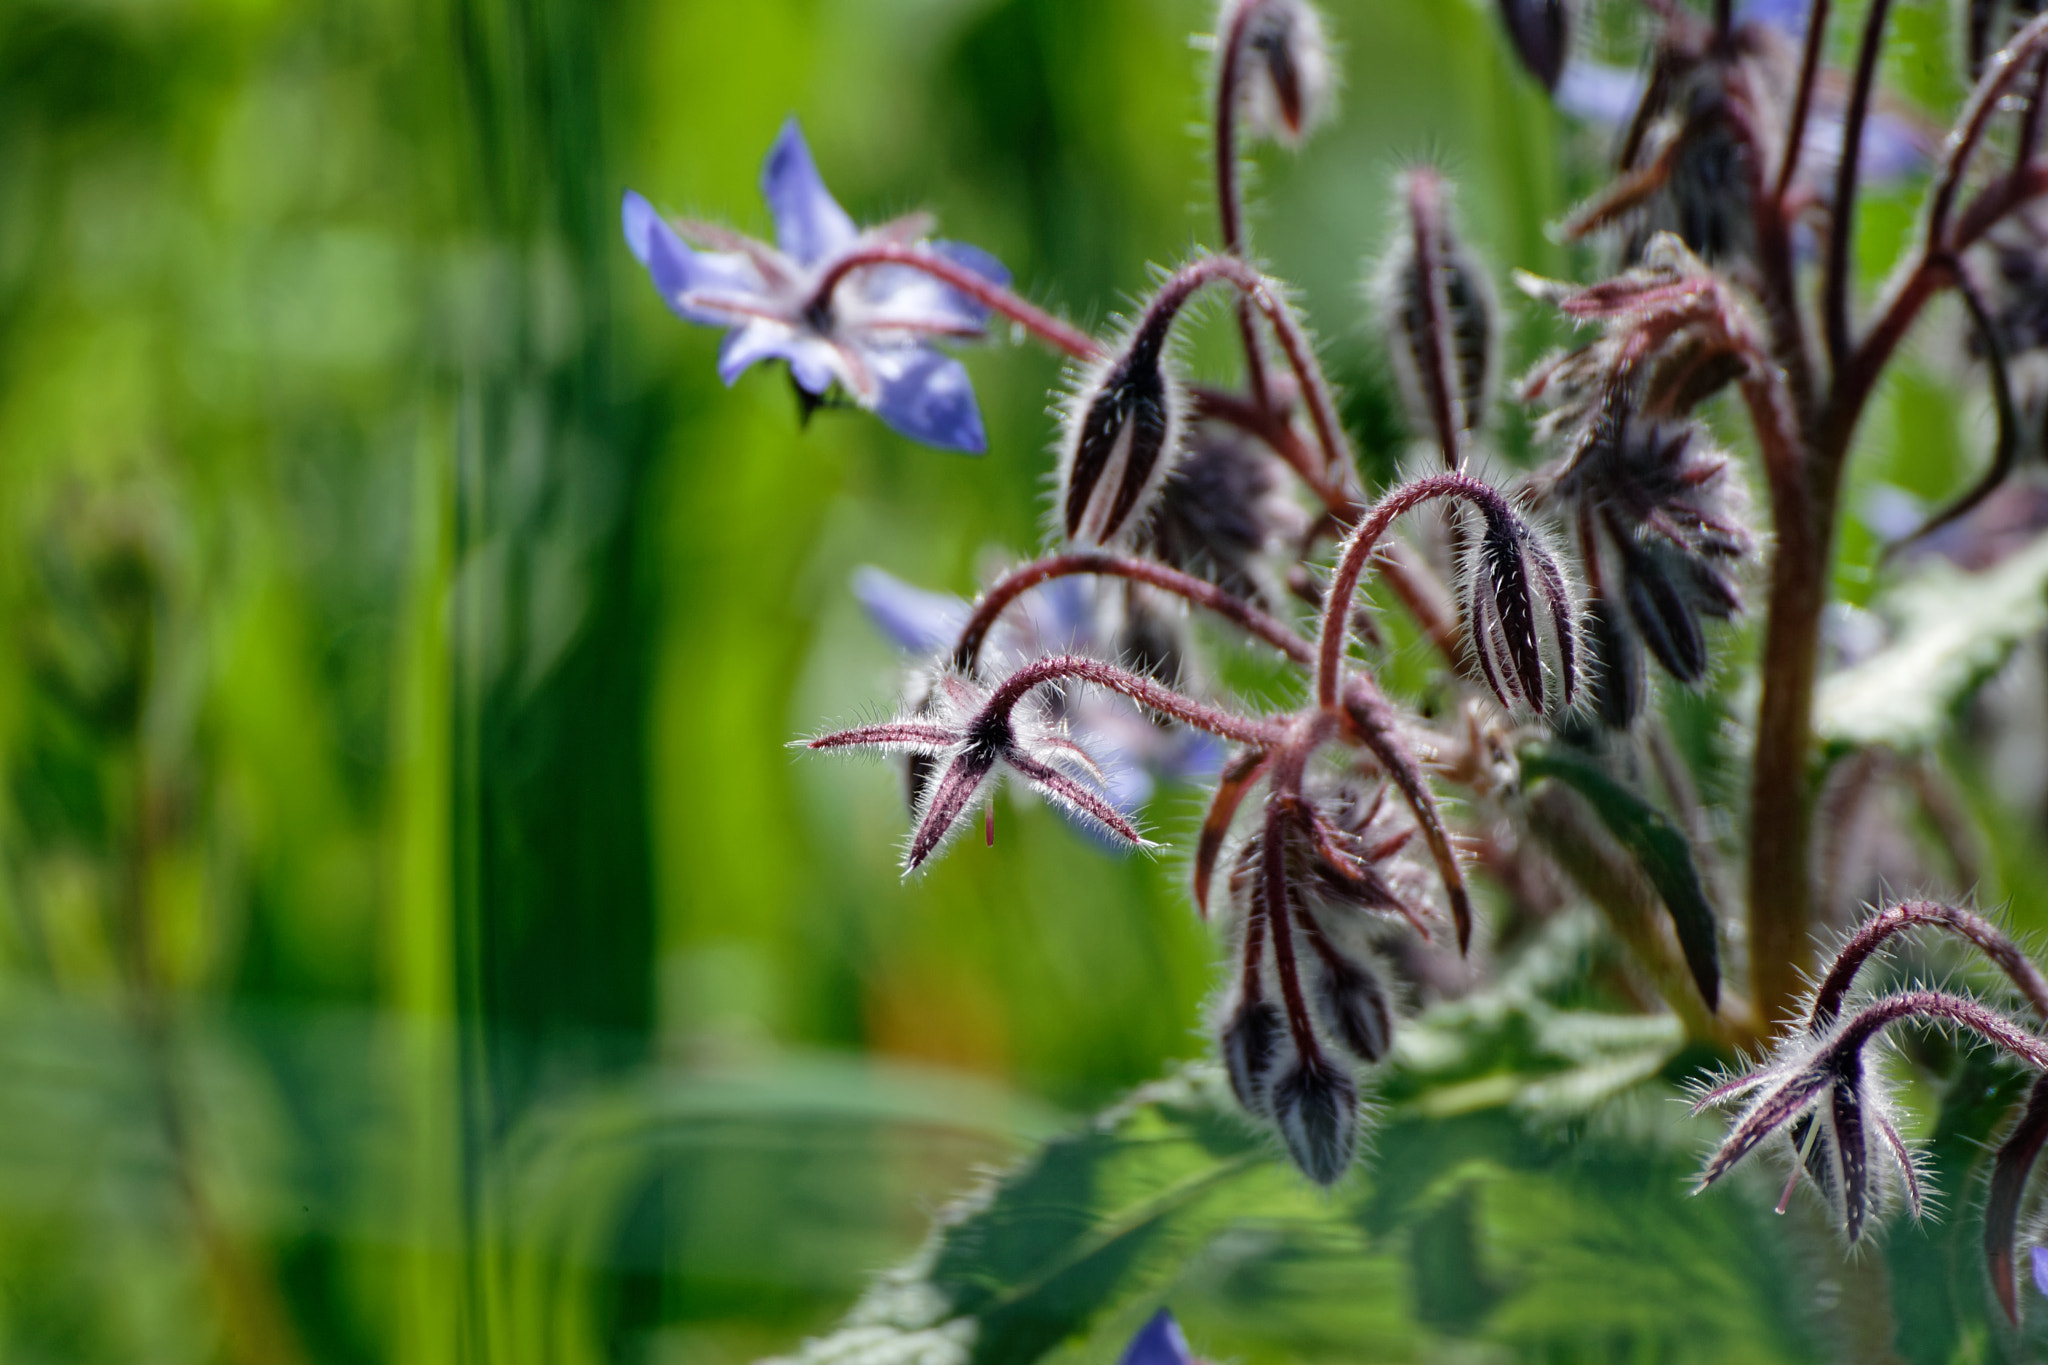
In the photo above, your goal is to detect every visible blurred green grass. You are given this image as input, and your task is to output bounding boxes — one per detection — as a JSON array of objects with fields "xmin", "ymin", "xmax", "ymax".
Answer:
[{"xmin": 0, "ymin": 0, "xmax": 2014, "ymax": 1361}]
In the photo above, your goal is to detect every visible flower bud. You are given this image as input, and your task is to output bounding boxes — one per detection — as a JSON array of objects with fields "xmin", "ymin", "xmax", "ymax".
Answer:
[
  {"xmin": 1225, "ymin": 0, "xmax": 1334, "ymax": 148},
  {"xmin": 1496, "ymin": 0, "xmax": 1569, "ymax": 94},
  {"xmin": 1060, "ymin": 317, "xmax": 1186, "ymax": 548},
  {"xmin": 1464, "ymin": 502, "xmax": 1579, "ymax": 717},
  {"xmin": 1377, "ymin": 172, "xmax": 1499, "ymax": 446},
  {"xmin": 1312, "ymin": 948, "xmax": 1394, "ymax": 1065},
  {"xmin": 1617, "ymin": 533, "xmax": 1738, "ymax": 685},
  {"xmin": 1145, "ymin": 426, "xmax": 1306, "ymax": 607},
  {"xmin": 1220, "ymin": 996, "xmax": 1288, "ymax": 1117},
  {"xmin": 1584, "ymin": 588, "xmax": 1644, "ymax": 731},
  {"xmin": 1272, "ymin": 1057, "xmax": 1360, "ymax": 1185}
]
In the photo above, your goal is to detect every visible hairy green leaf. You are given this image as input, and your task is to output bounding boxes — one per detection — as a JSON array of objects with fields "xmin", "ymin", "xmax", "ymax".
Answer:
[
  {"xmin": 1819, "ymin": 535, "xmax": 2048, "ymax": 746},
  {"xmin": 756, "ymin": 1066, "xmax": 1321, "ymax": 1365},
  {"xmin": 1520, "ymin": 750, "xmax": 1721, "ymax": 1010}
]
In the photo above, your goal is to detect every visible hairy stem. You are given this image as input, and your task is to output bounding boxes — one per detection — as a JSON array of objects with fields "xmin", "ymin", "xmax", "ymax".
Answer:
[
  {"xmin": 808, "ymin": 243, "xmax": 1106, "ymax": 362},
  {"xmin": 1316, "ymin": 471, "xmax": 1500, "ymax": 709},
  {"xmin": 950, "ymin": 552, "xmax": 1313, "ymax": 672},
  {"xmin": 1808, "ymin": 901, "xmax": 2048, "ymax": 1028},
  {"xmin": 1215, "ymin": 0, "xmax": 1277, "ymax": 411},
  {"xmin": 986, "ymin": 653, "xmax": 1287, "ymax": 747},
  {"xmin": 1821, "ymin": 0, "xmax": 1894, "ymax": 366}
]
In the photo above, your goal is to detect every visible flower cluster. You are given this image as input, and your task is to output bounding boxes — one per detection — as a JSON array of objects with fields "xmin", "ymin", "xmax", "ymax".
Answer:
[{"xmin": 631, "ymin": 0, "xmax": 2048, "ymax": 1314}]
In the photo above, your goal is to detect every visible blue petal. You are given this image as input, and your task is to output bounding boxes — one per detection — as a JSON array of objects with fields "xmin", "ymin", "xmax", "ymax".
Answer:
[
  {"xmin": 2032, "ymin": 1246, "xmax": 2048, "ymax": 1299},
  {"xmin": 1739, "ymin": 0, "xmax": 1810, "ymax": 32},
  {"xmin": 1120, "ymin": 1310, "xmax": 1196, "ymax": 1365},
  {"xmin": 762, "ymin": 117, "xmax": 859, "ymax": 266},
  {"xmin": 1555, "ymin": 61, "xmax": 1642, "ymax": 128},
  {"xmin": 871, "ymin": 347, "xmax": 987, "ymax": 454},
  {"xmin": 622, "ymin": 189, "xmax": 762, "ymax": 327},
  {"xmin": 861, "ymin": 240, "xmax": 1012, "ymax": 332},
  {"xmin": 718, "ymin": 322, "xmax": 796, "ymax": 385},
  {"xmin": 931, "ymin": 240, "xmax": 1011, "ymax": 289},
  {"xmin": 1161, "ymin": 731, "xmax": 1227, "ymax": 784},
  {"xmin": 852, "ymin": 566, "xmax": 970, "ymax": 655}
]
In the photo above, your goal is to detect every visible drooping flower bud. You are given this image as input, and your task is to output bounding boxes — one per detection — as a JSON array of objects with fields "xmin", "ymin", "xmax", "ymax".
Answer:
[
  {"xmin": 1376, "ymin": 170, "xmax": 1500, "ymax": 455},
  {"xmin": 1461, "ymin": 501, "xmax": 1579, "ymax": 718},
  {"xmin": 1219, "ymin": 994, "xmax": 1289, "ymax": 1117},
  {"xmin": 1312, "ymin": 949, "xmax": 1394, "ymax": 1065},
  {"xmin": 1583, "ymin": 587, "xmax": 1645, "ymax": 731},
  {"xmin": 1222, "ymin": 0, "xmax": 1335, "ymax": 149},
  {"xmin": 1271, "ymin": 1056, "xmax": 1360, "ymax": 1185},
  {"xmin": 1145, "ymin": 425, "xmax": 1307, "ymax": 608},
  {"xmin": 1495, "ymin": 0, "xmax": 1570, "ymax": 94},
  {"xmin": 1059, "ymin": 304, "xmax": 1187, "ymax": 548}
]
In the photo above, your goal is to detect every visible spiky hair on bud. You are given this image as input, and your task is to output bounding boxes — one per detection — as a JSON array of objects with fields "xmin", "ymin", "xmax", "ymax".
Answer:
[
  {"xmin": 1455, "ymin": 497, "xmax": 1580, "ymax": 720},
  {"xmin": 1219, "ymin": 0, "xmax": 1336, "ymax": 149},
  {"xmin": 1056, "ymin": 306, "xmax": 1190, "ymax": 550},
  {"xmin": 1372, "ymin": 169, "xmax": 1502, "ymax": 453}
]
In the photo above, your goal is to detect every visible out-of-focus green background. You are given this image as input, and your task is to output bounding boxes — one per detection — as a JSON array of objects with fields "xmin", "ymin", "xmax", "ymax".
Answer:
[{"xmin": 0, "ymin": 0, "xmax": 2015, "ymax": 1361}]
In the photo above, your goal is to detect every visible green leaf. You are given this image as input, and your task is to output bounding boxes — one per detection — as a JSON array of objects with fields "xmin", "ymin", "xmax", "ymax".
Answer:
[
  {"xmin": 1520, "ymin": 750, "xmax": 1721, "ymax": 1010},
  {"xmin": 756, "ymin": 1065, "xmax": 1317, "ymax": 1365},
  {"xmin": 1818, "ymin": 534, "xmax": 2048, "ymax": 746}
]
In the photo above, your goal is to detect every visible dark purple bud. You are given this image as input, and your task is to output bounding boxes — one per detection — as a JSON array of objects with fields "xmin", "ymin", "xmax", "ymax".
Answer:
[
  {"xmin": 1495, "ymin": 0, "xmax": 1569, "ymax": 94},
  {"xmin": 1379, "ymin": 173, "xmax": 1499, "ymax": 446},
  {"xmin": 1585, "ymin": 589, "xmax": 1644, "ymax": 730},
  {"xmin": 1466, "ymin": 503, "xmax": 1579, "ymax": 716},
  {"xmin": 1831, "ymin": 1054, "xmax": 1871, "ymax": 1243},
  {"xmin": 1314, "ymin": 950, "xmax": 1394, "ymax": 1064},
  {"xmin": 1272, "ymin": 1056, "xmax": 1360, "ymax": 1185},
  {"xmin": 1620, "ymin": 539, "xmax": 1708, "ymax": 683},
  {"xmin": 1221, "ymin": 997, "xmax": 1288, "ymax": 1117},
  {"xmin": 1146, "ymin": 427, "xmax": 1304, "ymax": 607},
  {"xmin": 1061, "ymin": 320, "xmax": 1184, "ymax": 548}
]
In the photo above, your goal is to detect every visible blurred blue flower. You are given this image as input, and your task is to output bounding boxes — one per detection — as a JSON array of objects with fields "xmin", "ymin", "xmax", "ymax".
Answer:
[
  {"xmin": 622, "ymin": 117, "xmax": 1009, "ymax": 453},
  {"xmin": 852, "ymin": 565, "xmax": 1224, "ymax": 822},
  {"xmin": 2033, "ymin": 1245, "xmax": 2048, "ymax": 1299},
  {"xmin": 1119, "ymin": 1309, "xmax": 1198, "ymax": 1365},
  {"xmin": 1554, "ymin": 0, "xmax": 1932, "ymax": 191}
]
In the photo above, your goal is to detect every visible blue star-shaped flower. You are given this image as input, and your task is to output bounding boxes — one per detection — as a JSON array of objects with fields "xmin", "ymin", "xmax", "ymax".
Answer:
[{"xmin": 622, "ymin": 117, "xmax": 1009, "ymax": 454}]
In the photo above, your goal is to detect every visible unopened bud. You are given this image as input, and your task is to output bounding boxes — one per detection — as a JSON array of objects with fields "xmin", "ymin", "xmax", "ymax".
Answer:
[
  {"xmin": 1495, "ymin": 0, "xmax": 1569, "ymax": 94},
  {"xmin": 1225, "ymin": 0, "xmax": 1334, "ymax": 148},
  {"xmin": 1060, "ymin": 315, "xmax": 1186, "ymax": 548},
  {"xmin": 1221, "ymin": 997, "xmax": 1288, "ymax": 1117},
  {"xmin": 1272, "ymin": 1057, "xmax": 1360, "ymax": 1186},
  {"xmin": 1584, "ymin": 589, "xmax": 1644, "ymax": 730},
  {"xmin": 1464, "ymin": 503, "xmax": 1579, "ymax": 717},
  {"xmin": 1378, "ymin": 172, "xmax": 1499, "ymax": 447},
  {"xmin": 1314, "ymin": 949, "xmax": 1394, "ymax": 1064}
]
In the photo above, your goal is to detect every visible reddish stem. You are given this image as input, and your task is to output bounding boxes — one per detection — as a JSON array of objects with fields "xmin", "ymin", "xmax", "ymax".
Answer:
[
  {"xmin": 1808, "ymin": 901, "xmax": 2048, "ymax": 1029},
  {"xmin": 808, "ymin": 244, "xmax": 1105, "ymax": 363},
  {"xmin": 951, "ymin": 553, "xmax": 1312, "ymax": 673},
  {"xmin": 1315, "ymin": 471, "xmax": 1500, "ymax": 709},
  {"xmin": 985, "ymin": 654, "xmax": 1286, "ymax": 748},
  {"xmin": 1215, "ymin": 0, "xmax": 1278, "ymax": 413}
]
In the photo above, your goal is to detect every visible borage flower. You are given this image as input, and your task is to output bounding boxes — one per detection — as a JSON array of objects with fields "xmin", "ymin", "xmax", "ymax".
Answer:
[
  {"xmin": 851, "ymin": 565, "xmax": 1224, "ymax": 819},
  {"xmin": 805, "ymin": 668, "xmax": 1150, "ymax": 872},
  {"xmin": 622, "ymin": 118, "xmax": 1009, "ymax": 453}
]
